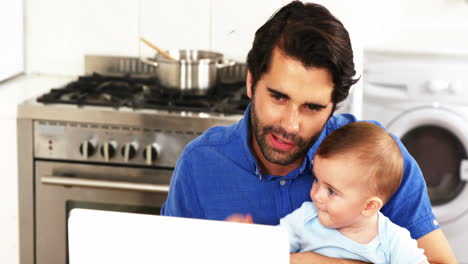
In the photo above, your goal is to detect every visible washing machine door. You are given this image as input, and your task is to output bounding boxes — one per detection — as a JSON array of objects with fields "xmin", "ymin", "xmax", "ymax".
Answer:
[{"xmin": 387, "ymin": 107, "xmax": 468, "ymax": 224}]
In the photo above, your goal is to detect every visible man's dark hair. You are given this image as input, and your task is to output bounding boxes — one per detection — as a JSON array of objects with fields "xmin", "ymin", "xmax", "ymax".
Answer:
[{"xmin": 246, "ymin": 0, "xmax": 359, "ymax": 106}]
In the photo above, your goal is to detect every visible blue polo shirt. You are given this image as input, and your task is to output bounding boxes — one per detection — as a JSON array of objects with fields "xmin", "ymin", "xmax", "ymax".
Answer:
[{"xmin": 161, "ymin": 104, "xmax": 438, "ymax": 239}]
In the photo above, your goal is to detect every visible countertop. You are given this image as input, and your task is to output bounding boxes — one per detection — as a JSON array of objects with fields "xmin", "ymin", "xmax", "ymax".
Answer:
[{"xmin": 0, "ymin": 73, "xmax": 76, "ymax": 119}]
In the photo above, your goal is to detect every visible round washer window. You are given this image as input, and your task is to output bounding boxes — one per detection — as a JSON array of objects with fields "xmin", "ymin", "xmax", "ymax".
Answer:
[{"xmin": 402, "ymin": 125, "xmax": 466, "ymax": 205}]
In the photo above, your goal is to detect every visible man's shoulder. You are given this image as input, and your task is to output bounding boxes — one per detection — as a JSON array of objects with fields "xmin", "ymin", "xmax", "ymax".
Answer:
[
  {"xmin": 184, "ymin": 121, "xmax": 242, "ymax": 154},
  {"xmin": 325, "ymin": 113, "xmax": 358, "ymax": 134}
]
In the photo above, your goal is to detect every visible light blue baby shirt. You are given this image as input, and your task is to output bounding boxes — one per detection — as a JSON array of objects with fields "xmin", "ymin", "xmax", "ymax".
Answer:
[{"xmin": 280, "ymin": 202, "xmax": 427, "ymax": 264}]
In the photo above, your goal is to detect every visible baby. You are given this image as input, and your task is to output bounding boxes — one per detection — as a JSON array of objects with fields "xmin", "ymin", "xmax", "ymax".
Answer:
[{"xmin": 229, "ymin": 122, "xmax": 428, "ymax": 263}]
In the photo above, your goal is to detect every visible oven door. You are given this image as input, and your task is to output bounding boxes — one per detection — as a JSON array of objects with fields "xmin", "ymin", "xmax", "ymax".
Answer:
[{"xmin": 34, "ymin": 160, "xmax": 171, "ymax": 264}]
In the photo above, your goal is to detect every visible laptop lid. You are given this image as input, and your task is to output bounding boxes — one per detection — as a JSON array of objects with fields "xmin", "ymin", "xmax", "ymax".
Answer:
[{"xmin": 68, "ymin": 208, "xmax": 289, "ymax": 264}]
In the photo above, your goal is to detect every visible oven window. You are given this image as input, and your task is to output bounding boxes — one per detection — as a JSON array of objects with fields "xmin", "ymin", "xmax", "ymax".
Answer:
[
  {"xmin": 402, "ymin": 125, "xmax": 466, "ymax": 205},
  {"xmin": 67, "ymin": 201, "xmax": 161, "ymax": 215}
]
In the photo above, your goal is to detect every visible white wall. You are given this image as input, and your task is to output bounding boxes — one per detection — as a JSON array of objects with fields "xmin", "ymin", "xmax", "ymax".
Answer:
[
  {"xmin": 24, "ymin": 0, "xmax": 468, "ymax": 74},
  {"xmin": 210, "ymin": 0, "xmax": 285, "ymax": 61},
  {"xmin": 25, "ymin": 0, "xmax": 373, "ymax": 76},
  {"xmin": 25, "ymin": 0, "xmax": 140, "ymax": 75},
  {"xmin": 361, "ymin": 0, "xmax": 468, "ymax": 54},
  {"xmin": 0, "ymin": 0, "xmax": 24, "ymax": 81}
]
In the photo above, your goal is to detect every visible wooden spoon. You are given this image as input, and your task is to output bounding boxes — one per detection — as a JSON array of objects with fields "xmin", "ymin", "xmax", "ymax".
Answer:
[{"xmin": 140, "ymin": 37, "xmax": 177, "ymax": 61}]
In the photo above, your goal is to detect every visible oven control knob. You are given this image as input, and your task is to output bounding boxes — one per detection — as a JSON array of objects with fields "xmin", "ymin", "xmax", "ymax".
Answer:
[
  {"xmin": 79, "ymin": 140, "xmax": 96, "ymax": 158},
  {"xmin": 100, "ymin": 141, "xmax": 117, "ymax": 161},
  {"xmin": 121, "ymin": 142, "xmax": 138, "ymax": 162},
  {"xmin": 143, "ymin": 143, "xmax": 160, "ymax": 165}
]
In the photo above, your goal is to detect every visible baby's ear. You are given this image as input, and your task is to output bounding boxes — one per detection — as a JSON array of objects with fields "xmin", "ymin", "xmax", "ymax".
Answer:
[{"xmin": 362, "ymin": 197, "xmax": 383, "ymax": 217}]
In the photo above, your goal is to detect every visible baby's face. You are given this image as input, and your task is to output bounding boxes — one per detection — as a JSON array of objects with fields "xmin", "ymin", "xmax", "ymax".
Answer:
[{"xmin": 311, "ymin": 155, "xmax": 370, "ymax": 230}]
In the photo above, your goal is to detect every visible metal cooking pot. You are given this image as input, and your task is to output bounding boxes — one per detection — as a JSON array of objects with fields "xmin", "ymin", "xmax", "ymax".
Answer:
[{"xmin": 141, "ymin": 49, "xmax": 235, "ymax": 95}]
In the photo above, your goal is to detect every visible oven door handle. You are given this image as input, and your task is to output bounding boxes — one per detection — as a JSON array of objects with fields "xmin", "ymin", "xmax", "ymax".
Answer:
[{"xmin": 41, "ymin": 175, "xmax": 170, "ymax": 193}]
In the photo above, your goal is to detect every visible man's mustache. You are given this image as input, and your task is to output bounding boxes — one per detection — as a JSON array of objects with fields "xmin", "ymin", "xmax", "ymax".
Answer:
[{"xmin": 263, "ymin": 125, "xmax": 305, "ymax": 145}]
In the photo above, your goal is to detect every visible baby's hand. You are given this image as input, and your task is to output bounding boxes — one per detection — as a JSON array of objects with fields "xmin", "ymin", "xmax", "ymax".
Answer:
[{"xmin": 225, "ymin": 213, "xmax": 254, "ymax": 223}]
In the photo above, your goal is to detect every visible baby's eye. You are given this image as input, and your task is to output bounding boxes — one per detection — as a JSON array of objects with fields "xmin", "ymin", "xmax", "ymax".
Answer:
[
  {"xmin": 328, "ymin": 188, "xmax": 336, "ymax": 196},
  {"xmin": 313, "ymin": 178, "xmax": 318, "ymax": 183}
]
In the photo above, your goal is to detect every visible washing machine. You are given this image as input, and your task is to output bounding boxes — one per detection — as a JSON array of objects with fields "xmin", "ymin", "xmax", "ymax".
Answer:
[{"xmin": 363, "ymin": 51, "xmax": 468, "ymax": 263}]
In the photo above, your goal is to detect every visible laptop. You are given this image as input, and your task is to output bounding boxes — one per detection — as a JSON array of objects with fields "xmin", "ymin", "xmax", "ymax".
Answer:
[{"xmin": 68, "ymin": 209, "xmax": 290, "ymax": 264}]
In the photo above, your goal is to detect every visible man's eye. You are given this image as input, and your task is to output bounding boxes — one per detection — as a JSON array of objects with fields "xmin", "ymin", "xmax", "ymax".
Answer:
[
  {"xmin": 271, "ymin": 94, "xmax": 284, "ymax": 101},
  {"xmin": 328, "ymin": 188, "xmax": 336, "ymax": 196},
  {"xmin": 305, "ymin": 104, "xmax": 323, "ymax": 112}
]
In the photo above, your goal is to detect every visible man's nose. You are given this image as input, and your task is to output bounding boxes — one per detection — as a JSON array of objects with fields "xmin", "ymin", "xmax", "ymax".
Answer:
[{"xmin": 281, "ymin": 107, "xmax": 300, "ymax": 134}]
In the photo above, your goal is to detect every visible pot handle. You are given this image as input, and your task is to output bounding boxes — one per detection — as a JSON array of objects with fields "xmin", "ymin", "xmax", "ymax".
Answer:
[
  {"xmin": 216, "ymin": 59, "xmax": 236, "ymax": 69},
  {"xmin": 140, "ymin": 57, "xmax": 159, "ymax": 68}
]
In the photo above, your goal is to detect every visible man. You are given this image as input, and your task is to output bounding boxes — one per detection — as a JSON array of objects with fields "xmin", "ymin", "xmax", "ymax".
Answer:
[{"xmin": 161, "ymin": 1, "xmax": 457, "ymax": 263}]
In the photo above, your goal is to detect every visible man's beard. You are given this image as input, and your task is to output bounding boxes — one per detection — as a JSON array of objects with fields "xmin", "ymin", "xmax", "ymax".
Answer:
[{"xmin": 250, "ymin": 102, "xmax": 320, "ymax": 166}]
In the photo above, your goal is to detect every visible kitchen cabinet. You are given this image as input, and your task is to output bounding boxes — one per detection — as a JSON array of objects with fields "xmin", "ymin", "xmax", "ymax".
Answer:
[{"xmin": 0, "ymin": 0, "xmax": 24, "ymax": 81}]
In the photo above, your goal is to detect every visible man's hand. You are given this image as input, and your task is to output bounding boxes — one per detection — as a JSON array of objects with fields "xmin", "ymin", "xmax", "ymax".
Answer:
[{"xmin": 225, "ymin": 213, "xmax": 254, "ymax": 223}]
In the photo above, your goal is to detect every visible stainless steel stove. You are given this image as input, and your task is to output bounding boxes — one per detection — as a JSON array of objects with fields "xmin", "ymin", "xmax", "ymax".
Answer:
[{"xmin": 17, "ymin": 56, "xmax": 247, "ymax": 264}]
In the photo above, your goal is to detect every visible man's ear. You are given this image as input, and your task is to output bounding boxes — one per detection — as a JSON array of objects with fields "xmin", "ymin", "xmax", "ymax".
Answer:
[
  {"xmin": 246, "ymin": 70, "xmax": 253, "ymax": 99},
  {"xmin": 362, "ymin": 196, "xmax": 383, "ymax": 217}
]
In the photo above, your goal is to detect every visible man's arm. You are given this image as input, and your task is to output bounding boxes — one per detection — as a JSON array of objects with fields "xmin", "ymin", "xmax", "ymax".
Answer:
[
  {"xmin": 289, "ymin": 229, "xmax": 457, "ymax": 264},
  {"xmin": 160, "ymin": 150, "xmax": 204, "ymax": 218},
  {"xmin": 290, "ymin": 252, "xmax": 368, "ymax": 264},
  {"xmin": 417, "ymin": 229, "xmax": 457, "ymax": 264}
]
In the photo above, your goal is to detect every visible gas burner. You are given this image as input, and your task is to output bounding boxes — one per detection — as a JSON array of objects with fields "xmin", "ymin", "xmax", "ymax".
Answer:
[{"xmin": 37, "ymin": 73, "xmax": 248, "ymax": 114}]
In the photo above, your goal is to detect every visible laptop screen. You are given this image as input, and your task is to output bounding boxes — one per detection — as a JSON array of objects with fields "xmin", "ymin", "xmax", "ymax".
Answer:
[{"xmin": 68, "ymin": 208, "xmax": 290, "ymax": 264}]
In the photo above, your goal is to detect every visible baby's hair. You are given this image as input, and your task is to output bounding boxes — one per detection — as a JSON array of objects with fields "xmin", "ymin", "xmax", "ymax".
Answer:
[{"xmin": 316, "ymin": 122, "xmax": 403, "ymax": 203}]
